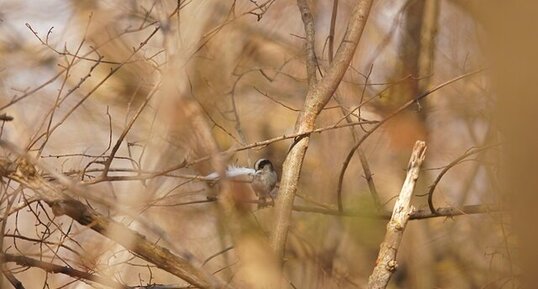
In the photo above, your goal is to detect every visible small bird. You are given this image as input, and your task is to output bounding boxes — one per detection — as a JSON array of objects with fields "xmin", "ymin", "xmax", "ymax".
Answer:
[
  {"xmin": 251, "ymin": 159, "xmax": 278, "ymax": 202},
  {"xmin": 206, "ymin": 159, "xmax": 278, "ymax": 206}
]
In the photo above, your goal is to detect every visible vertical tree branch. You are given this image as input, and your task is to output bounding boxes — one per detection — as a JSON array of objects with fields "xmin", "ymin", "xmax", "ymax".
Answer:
[
  {"xmin": 328, "ymin": 0, "xmax": 339, "ymax": 62},
  {"xmin": 367, "ymin": 141, "xmax": 427, "ymax": 289},
  {"xmin": 297, "ymin": 0, "xmax": 318, "ymax": 86},
  {"xmin": 271, "ymin": 0, "xmax": 374, "ymax": 260}
]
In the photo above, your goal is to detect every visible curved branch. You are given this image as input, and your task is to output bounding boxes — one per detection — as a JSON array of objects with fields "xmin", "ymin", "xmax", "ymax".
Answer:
[
  {"xmin": 427, "ymin": 144, "xmax": 499, "ymax": 214},
  {"xmin": 336, "ymin": 69, "xmax": 483, "ymax": 209}
]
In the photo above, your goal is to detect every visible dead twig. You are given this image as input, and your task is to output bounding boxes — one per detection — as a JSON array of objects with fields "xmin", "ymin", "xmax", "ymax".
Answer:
[
  {"xmin": 0, "ymin": 141, "xmax": 224, "ymax": 289},
  {"xmin": 336, "ymin": 69, "xmax": 483, "ymax": 210},
  {"xmin": 1, "ymin": 253, "xmax": 128, "ymax": 289},
  {"xmin": 426, "ymin": 144, "xmax": 499, "ymax": 214},
  {"xmin": 292, "ymin": 203, "xmax": 502, "ymax": 220},
  {"xmin": 99, "ymin": 82, "xmax": 159, "ymax": 179},
  {"xmin": 1, "ymin": 266, "xmax": 25, "ymax": 289},
  {"xmin": 367, "ymin": 141, "xmax": 427, "ymax": 289}
]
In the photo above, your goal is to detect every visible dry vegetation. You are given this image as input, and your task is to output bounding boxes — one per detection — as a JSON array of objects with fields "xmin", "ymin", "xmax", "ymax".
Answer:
[{"xmin": 0, "ymin": 0, "xmax": 531, "ymax": 288}]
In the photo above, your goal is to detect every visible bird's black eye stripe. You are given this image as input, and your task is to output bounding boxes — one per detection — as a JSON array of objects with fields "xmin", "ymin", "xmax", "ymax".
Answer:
[{"xmin": 255, "ymin": 159, "xmax": 272, "ymax": 170}]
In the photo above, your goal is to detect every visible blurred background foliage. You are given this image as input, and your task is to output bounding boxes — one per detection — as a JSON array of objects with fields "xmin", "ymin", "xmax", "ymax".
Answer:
[{"xmin": 0, "ymin": 0, "xmax": 516, "ymax": 288}]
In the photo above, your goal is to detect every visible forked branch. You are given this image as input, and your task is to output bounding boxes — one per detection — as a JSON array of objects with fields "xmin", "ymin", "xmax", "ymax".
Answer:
[{"xmin": 271, "ymin": 0, "xmax": 374, "ymax": 261}]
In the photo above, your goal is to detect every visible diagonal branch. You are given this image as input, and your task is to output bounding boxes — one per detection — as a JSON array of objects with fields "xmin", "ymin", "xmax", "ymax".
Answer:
[
  {"xmin": 1, "ymin": 253, "xmax": 127, "ymax": 289},
  {"xmin": 100, "ymin": 81, "xmax": 160, "ymax": 178},
  {"xmin": 9, "ymin": 176, "xmax": 223, "ymax": 288},
  {"xmin": 0, "ymin": 142, "xmax": 224, "ymax": 289},
  {"xmin": 1, "ymin": 265, "xmax": 25, "ymax": 289},
  {"xmin": 367, "ymin": 141, "xmax": 427, "ymax": 289},
  {"xmin": 271, "ymin": 0, "xmax": 374, "ymax": 260}
]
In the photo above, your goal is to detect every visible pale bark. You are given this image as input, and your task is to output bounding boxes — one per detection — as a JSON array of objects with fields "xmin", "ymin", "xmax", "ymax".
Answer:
[
  {"xmin": 367, "ymin": 141, "xmax": 427, "ymax": 289},
  {"xmin": 270, "ymin": 0, "xmax": 375, "ymax": 260}
]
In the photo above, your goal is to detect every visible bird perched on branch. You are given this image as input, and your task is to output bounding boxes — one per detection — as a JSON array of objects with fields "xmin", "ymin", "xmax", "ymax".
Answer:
[{"xmin": 206, "ymin": 159, "xmax": 278, "ymax": 206}]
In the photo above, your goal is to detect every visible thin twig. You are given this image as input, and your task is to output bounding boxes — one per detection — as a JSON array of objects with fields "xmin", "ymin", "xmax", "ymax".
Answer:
[
  {"xmin": 0, "ymin": 141, "xmax": 224, "ymax": 289},
  {"xmin": 427, "ymin": 144, "xmax": 499, "ymax": 214},
  {"xmin": 100, "ymin": 82, "xmax": 159, "ymax": 178},
  {"xmin": 1, "ymin": 253, "xmax": 127, "ymax": 289},
  {"xmin": 336, "ymin": 69, "xmax": 483, "ymax": 207},
  {"xmin": 28, "ymin": 26, "xmax": 161, "ymax": 152},
  {"xmin": 335, "ymin": 65, "xmax": 380, "ymax": 212},
  {"xmin": 324, "ymin": 6, "xmax": 380, "ymax": 212},
  {"xmin": 36, "ymin": 13, "xmax": 95, "ymax": 158},
  {"xmin": 202, "ymin": 246, "xmax": 235, "ymax": 266},
  {"xmin": 292, "ymin": 203, "xmax": 502, "ymax": 220},
  {"xmin": 357, "ymin": 149, "xmax": 382, "ymax": 209},
  {"xmin": 148, "ymin": 119, "xmax": 378, "ymax": 178},
  {"xmin": 328, "ymin": 0, "xmax": 339, "ymax": 62}
]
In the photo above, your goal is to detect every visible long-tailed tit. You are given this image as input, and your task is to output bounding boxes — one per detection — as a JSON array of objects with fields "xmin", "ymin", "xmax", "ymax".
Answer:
[{"xmin": 206, "ymin": 159, "xmax": 278, "ymax": 205}]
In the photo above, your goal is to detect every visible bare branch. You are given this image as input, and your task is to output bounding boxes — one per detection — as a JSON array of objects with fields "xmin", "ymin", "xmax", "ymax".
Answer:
[
  {"xmin": 28, "ymin": 26, "xmax": 161, "ymax": 152},
  {"xmin": 367, "ymin": 141, "xmax": 427, "ymax": 289},
  {"xmin": 1, "ymin": 253, "xmax": 127, "ymax": 289},
  {"xmin": 297, "ymin": 0, "xmax": 318, "ymax": 86},
  {"xmin": 100, "ymin": 82, "xmax": 159, "ymax": 178},
  {"xmin": 271, "ymin": 0, "xmax": 374, "ymax": 260},
  {"xmin": 292, "ymin": 204, "xmax": 502, "ymax": 220},
  {"xmin": 1, "ymin": 265, "xmax": 25, "ymax": 289},
  {"xmin": 0, "ymin": 142, "xmax": 224, "ymax": 289},
  {"xmin": 328, "ymin": 0, "xmax": 339, "ymax": 62},
  {"xmin": 336, "ymin": 69, "xmax": 483, "ymax": 209},
  {"xmin": 427, "ymin": 144, "xmax": 499, "ymax": 214},
  {"xmin": 148, "ymin": 119, "xmax": 377, "ymax": 178}
]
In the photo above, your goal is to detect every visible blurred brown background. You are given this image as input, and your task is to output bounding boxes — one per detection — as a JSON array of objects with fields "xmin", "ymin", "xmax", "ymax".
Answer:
[{"xmin": 0, "ymin": 0, "xmax": 535, "ymax": 288}]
